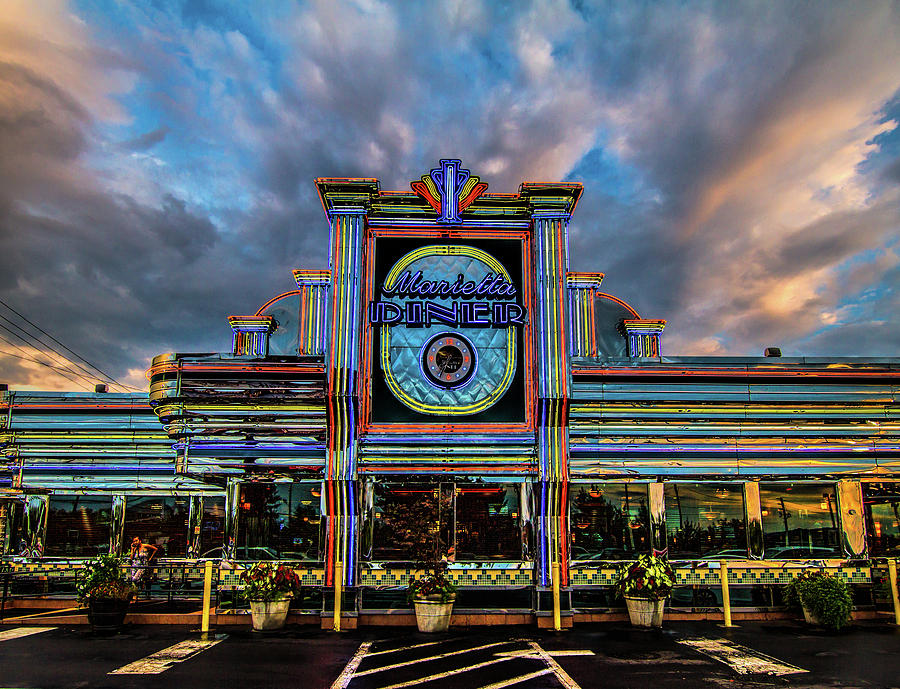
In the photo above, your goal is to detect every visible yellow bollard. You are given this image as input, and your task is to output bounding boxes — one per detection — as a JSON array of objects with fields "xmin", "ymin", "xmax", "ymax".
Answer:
[
  {"xmin": 888, "ymin": 559, "xmax": 900, "ymax": 626},
  {"xmin": 333, "ymin": 559, "xmax": 343, "ymax": 632},
  {"xmin": 552, "ymin": 561, "xmax": 561, "ymax": 631},
  {"xmin": 201, "ymin": 560, "xmax": 213, "ymax": 637},
  {"xmin": 720, "ymin": 561, "xmax": 734, "ymax": 627}
]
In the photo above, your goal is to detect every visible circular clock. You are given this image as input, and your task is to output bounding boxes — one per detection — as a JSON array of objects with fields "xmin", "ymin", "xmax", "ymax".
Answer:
[{"xmin": 422, "ymin": 333, "xmax": 476, "ymax": 388}]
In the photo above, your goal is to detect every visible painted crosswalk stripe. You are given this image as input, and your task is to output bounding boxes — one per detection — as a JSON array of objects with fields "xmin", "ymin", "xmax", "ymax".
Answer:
[
  {"xmin": 330, "ymin": 642, "xmax": 373, "ymax": 689},
  {"xmin": 353, "ymin": 640, "xmax": 512, "ymax": 677},
  {"xmin": 0, "ymin": 627, "xmax": 55, "ymax": 642},
  {"xmin": 109, "ymin": 635, "xmax": 226, "ymax": 675},
  {"xmin": 677, "ymin": 638, "xmax": 808, "ymax": 676}
]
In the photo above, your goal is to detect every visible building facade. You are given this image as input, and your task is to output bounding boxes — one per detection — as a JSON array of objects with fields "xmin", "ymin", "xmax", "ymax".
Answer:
[{"xmin": 2, "ymin": 160, "xmax": 899, "ymax": 620}]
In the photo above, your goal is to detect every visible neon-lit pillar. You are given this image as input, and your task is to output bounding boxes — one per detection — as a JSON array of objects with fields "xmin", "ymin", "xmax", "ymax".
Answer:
[
  {"xmin": 228, "ymin": 315, "xmax": 276, "ymax": 357},
  {"xmin": 525, "ymin": 184, "xmax": 581, "ymax": 589},
  {"xmin": 621, "ymin": 319, "xmax": 666, "ymax": 357},
  {"xmin": 318, "ymin": 180, "xmax": 376, "ymax": 590}
]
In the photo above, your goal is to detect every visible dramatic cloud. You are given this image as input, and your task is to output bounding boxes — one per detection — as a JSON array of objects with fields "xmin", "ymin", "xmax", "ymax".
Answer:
[{"xmin": 0, "ymin": 0, "xmax": 898, "ymax": 390}]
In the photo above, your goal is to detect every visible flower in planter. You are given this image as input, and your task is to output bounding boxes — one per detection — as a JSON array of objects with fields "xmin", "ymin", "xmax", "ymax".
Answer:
[
  {"xmin": 76, "ymin": 555, "xmax": 136, "ymax": 604},
  {"xmin": 239, "ymin": 562, "xmax": 302, "ymax": 602},
  {"xmin": 614, "ymin": 554, "xmax": 676, "ymax": 601},
  {"xmin": 407, "ymin": 561, "xmax": 457, "ymax": 604}
]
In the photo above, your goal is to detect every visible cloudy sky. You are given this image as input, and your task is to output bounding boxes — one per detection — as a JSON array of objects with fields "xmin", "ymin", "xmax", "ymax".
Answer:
[{"xmin": 0, "ymin": 0, "xmax": 898, "ymax": 391}]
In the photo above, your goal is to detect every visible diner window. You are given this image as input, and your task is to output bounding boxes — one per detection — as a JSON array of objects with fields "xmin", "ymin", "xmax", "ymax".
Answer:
[
  {"xmin": 200, "ymin": 497, "xmax": 226, "ymax": 555},
  {"xmin": 570, "ymin": 483, "xmax": 649, "ymax": 560},
  {"xmin": 238, "ymin": 483, "xmax": 321, "ymax": 560},
  {"xmin": 759, "ymin": 483, "xmax": 841, "ymax": 558},
  {"xmin": 372, "ymin": 483, "xmax": 450, "ymax": 562},
  {"xmin": 455, "ymin": 484, "xmax": 521, "ymax": 560},
  {"xmin": 45, "ymin": 495, "xmax": 112, "ymax": 557},
  {"xmin": 665, "ymin": 483, "xmax": 746, "ymax": 558},
  {"xmin": 863, "ymin": 483, "xmax": 900, "ymax": 557},
  {"xmin": 123, "ymin": 496, "xmax": 189, "ymax": 558}
]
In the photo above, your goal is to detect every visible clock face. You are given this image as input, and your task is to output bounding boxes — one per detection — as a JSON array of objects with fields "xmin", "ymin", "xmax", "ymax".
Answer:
[{"xmin": 422, "ymin": 333, "xmax": 476, "ymax": 388}]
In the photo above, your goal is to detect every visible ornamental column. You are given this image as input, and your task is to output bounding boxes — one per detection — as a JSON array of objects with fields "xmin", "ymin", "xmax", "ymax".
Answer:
[
  {"xmin": 317, "ymin": 179, "xmax": 378, "ymax": 589},
  {"xmin": 523, "ymin": 184, "xmax": 582, "ymax": 591}
]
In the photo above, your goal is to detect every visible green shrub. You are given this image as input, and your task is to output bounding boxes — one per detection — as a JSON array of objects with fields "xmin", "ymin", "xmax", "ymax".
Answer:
[{"xmin": 785, "ymin": 570, "xmax": 853, "ymax": 630}]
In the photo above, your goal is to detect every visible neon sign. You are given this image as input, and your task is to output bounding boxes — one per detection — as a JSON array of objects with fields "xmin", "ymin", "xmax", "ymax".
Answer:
[{"xmin": 369, "ymin": 268, "xmax": 526, "ymax": 328}]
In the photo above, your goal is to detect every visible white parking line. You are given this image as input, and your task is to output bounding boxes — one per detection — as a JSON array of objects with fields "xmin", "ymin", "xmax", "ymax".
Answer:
[
  {"xmin": 0, "ymin": 626, "xmax": 55, "ymax": 642},
  {"xmin": 366, "ymin": 637, "xmax": 461, "ymax": 657},
  {"xmin": 108, "ymin": 635, "xmax": 226, "ymax": 675},
  {"xmin": 527, "ymin": 641, "xmax": 583, "ymax": 689},
  {"xmin": 330, "ymin": 642, "xmax": 374, "ymax": 689},
  {"xmin": 379, "ymin": 655, "xmax": 518, "ymax": 689},
  {"xmin": 677, "ymin": 637, "xmax": 809, "ymax": 676},
  {"xmin": 353, "ymin": 640, "xmax": 512, "ymax": 677},
  {"xmin": 478, "ymin": 668, "xmax": 555, "ymax": 689}
]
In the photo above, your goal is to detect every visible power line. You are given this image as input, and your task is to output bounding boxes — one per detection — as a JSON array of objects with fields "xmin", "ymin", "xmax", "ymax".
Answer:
[
  {"xmin": 0, "ymin": 298, "xmax": 133, "ymax": 391},
  {"xmin": 0, "ymin": 316, "xmax": 96, "ymax": 384},
  {"xmin": 0, "ymin": 337, "xmax": 95, "ymax": 388},
  {"xmin": 0, "ymin": 316, "xmax": 105, "ymax": 389}
]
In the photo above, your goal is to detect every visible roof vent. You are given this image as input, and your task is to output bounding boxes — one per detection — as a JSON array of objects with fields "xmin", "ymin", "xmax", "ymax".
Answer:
[
  {"xmin": 764, "ymin": 347, "xmax": 782, "ymax": 357},
  {"xmin": 94, "ymin": 383, "xmax": 108, "ymax": 393}
]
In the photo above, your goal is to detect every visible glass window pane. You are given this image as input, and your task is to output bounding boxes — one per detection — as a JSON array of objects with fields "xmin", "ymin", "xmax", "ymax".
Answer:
[
  {"xmin": 123, "ymin": 496, "xmax": 190, "ymax": 558},
  {"xmin": 455, "ymin": 484, "xmax": 521, "ymax": 560},
  {"xmin": 45, "ymin": 496, "xmax": 112, "ymax": 557},
  {"xmin": 665, "ymin": 483, "xmax": 746, "ymax": 558},
  {"xmin": 372, "ymin": 483, "xmax": 448, "ymax": 562},
  {"xmin": 238, "ymin": 483, "xmax": 321, "ymax": 560},
  {"xmin": 863, "ymin": 483, "xmax": 900, "ymax": 557},
  {"xmin": 759, "ymin": 483, "xmax": 840, "ymax": 558},
  {"xmin": 570, "ymin": 483, "xmax": 649, "ymax": 560},
  {"xmin": 200, "ymin": 497, "xmax": 226, "ymax": 555}
]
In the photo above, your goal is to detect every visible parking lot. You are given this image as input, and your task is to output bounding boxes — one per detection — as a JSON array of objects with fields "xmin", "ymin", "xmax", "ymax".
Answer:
[{"xmin": 0, "ymin": 621, "xmax": 898, "ymax": 689}]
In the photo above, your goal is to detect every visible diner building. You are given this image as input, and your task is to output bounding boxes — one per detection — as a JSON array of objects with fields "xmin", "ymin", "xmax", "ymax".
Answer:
[{"xmin": 2, "ymin": 160, "xmax": 899, "ymax": 624}]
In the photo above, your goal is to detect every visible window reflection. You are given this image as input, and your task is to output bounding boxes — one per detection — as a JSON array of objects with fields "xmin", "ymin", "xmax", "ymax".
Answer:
[
  {"xmin": 456, "ymin": 484, "xmax": 520, "ymax": 560},
  {"xmin": 124, "ymin": 496, "xmax": 189, "ymax": 558},
  {"xmin": 372, "ymin": 483, "xmax": 447, "ymax": 562},
  {"xmin": 200, "ymin": 497, "xmax": 225, "ymax": 555},
  {"xmin": 570, "ymin": 484, "xmax": 649, "ymax": 560},
  {"xmin": 371, "ymin": 482, "xmax": 523, "ymax": 562},
  {"xmin": 237, "ymin": 483, "xmax": 321, "ymax": 560},
  {"xmin": 863, "ymin": 483, "xmax": 900, "ymax": 557},
  {"xmin": 45, "ymin": 496, "xmax": 112, "ymax": 557},
  {"xmin": 665, "ymin": 483, "xmax": 746, "ymax": 558},
  {"xmin": 759, "ymin": 483, "xmax": 840, "ymax": 558}
]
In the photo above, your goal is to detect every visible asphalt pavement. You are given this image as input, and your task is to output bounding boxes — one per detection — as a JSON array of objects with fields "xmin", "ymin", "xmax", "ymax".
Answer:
[{"xmin": 0, "ymin": 620, "xmax": 897, "ymax": 689}]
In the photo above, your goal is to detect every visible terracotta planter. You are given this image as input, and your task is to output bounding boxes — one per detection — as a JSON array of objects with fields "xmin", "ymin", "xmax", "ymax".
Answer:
[
  {"xmin": 88, "ymin": 598, "xmax": 130, "ymax": 634},
  {"xmin": 624, "ymin": 596, "xmax": 666, "ymax": 627},
  {"xmin": 249, "ymin": 597, "xmax": 291, "ymax": 631},
  {"xmin": 413, "ymin": 596, "xmax": 454, "ymax": 633},
  {"xmin": 801, "ymin": 604, "xmax": 822, "ymax": 626}
]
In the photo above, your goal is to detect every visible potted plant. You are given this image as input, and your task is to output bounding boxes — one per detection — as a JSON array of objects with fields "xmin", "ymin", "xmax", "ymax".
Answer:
[
  {"xmin": 615, "ymin": 554, "xmax": 677, "ymax": 627},
  {"xmin": 76, "ymin": 555, "xmax": 136, "ymax": 634},
  {"xmin": 784, "ymin": 570, "xmax": 853, "ymax": 630},
  {"xmin": 240, "ymin": 562, "xmax": 301, "ymax": 631},
  {"xmin": 407, "ymin": 562, "xmax": 457, "ymax": 633}
]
